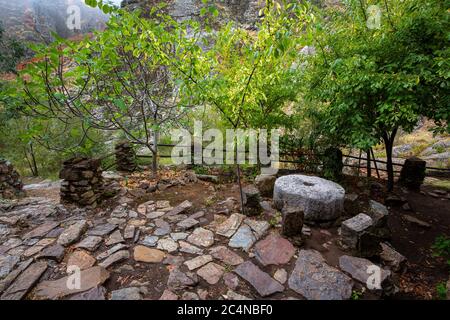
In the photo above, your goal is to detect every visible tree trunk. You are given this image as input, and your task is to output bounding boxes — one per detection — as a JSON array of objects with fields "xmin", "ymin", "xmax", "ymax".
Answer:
[
  {"xmin": 366, "ymin": 148, "xmax": 371, "ymax": 178},
  {"xmin": 383, "ymin": 128, "xmax": 398, "ymax": 192},
  {"xmin": 30, "ymin": 143, "xmax": 39, "ymax": 176},
  {"xmin": 151, "ymin": 131, "xmax": 159, "ymax": 174}
]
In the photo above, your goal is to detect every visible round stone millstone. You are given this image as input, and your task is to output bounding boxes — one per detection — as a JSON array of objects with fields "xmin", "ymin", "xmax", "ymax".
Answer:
[{"xmin": 273, "ymin": 175, "xmax": 345, "ymax": 222}]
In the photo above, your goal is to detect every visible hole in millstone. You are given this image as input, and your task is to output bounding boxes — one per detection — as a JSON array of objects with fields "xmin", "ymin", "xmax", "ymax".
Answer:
[{"xmin": 303, "ymin": 182, "xmax": 315, "ymax": 187}]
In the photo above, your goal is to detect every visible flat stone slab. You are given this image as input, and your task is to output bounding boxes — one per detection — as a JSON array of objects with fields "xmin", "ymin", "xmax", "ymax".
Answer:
[
  {"xmin": 75, "ymin": 236, "xmax": 103, "ymax": 252},
  {"xmin": 124, "ymin": 225, "xmax": 135, "ymax": 239},
  {"xmin": 179, "ymin": 241, "xmax": 203, "ymax": 255},
  {"xmin": 209, "ymin": 246, "xmax": 244, "ymax": 266},
  {"xmin": 245, "ymin": 219, "xmax": 270, "ymax": 239},
  {"xmin": 23, "ymin": 221, "xmax": 60, "ymax": 240},
  {"xmin": 197, "ymin": 262, "xmax": 224, "ymax": 285},
  {"xmin": 1, "ymin": 261, "xmax": 48, "ymax": 300},
  {"xmin": 99, "ymin": 250, "xmax": 129, "ymax": 268},
  {"xmin": 254, "ymin": 233, "xmax": 296, "ymax": 266},
  {"xmin": 105, "ymin": 230, "xmax": 124, "ymax": 246},
  {"xmin": 67, "ymin": 250, "xmax": 96, "ymax": 270},
  {"xmin": 216, "ymin": 213, "xmax": 245, "ymax": 238},
  {"xmin": 34, "ymin": 266, "xmax": 110, "ymax": 299},
  {"xmin": 57, "ymin": 220, "xmax": 88, "ymax": 247},
  {"xmin": 228, "ymin": 225, "xmax": 256, "ymax": 251},
  {"xmin": 111, "ymin": 287, "xmax": 142, "ymax": 300},
  {"xmin": 87, "ymin": 223, "xmax": 117, "ymax": 236},
  {"xmin": 97, "ymin": 244, "xmax": 128, "ymax": 260},
  {"xmin": 157, "ymin": 238, "xmax": 179, "ymax": 253},
  {"xmin": 0, "ymin": 255, "xmax": 21, "ymax": 279},
  {"xmin": 133, "ymin": 246, "xmax": 165, "ymax": 263},
  {"xmin": 36, "ymin": 244, "xmax": 65, "ymax": 262},
  {"xmin": 288, "ymin": 250, "xmax": 353, "ymax": 300},
  {"xmin": 170, "ymin": 232, "xmax": 189, "ymax": 241},
  {"xmin": 339, "ymin": 255, "xmax": 391, "ymax": 289},
  {"xmin": 69, "ymin": 286, "xmax": 106, "ymax": 300},
  {"xmin": 273, "ymin": 175, "xmax": 345, "ymax": 222},
  {"xmin": 176, "ymin": 217, "xmax": 200, "ymax": 231},
  {"xmin": 184, "ymin": 255, "xmax": 213, "ymax": 271},
  {"xmin": 167, "ymin": 268, "xmax": 198, "ymax": 291},
  {"xmin": 187, "ymin": 227, "xmax": 214, "ymax": 247},
  {"xmin": 141, "ymin": 236, "xmax": 159, "ymax": 247},
  {"xmin": 234, "ymin": 261, "xmax": 284, "ymax": 297},
  {"xmin": 159, "ymin": 289, "xmax": 178, "ymax": 300},
  {"xmin": 23, "ymin": 238, "xmax": 55, "ymax": 257}
]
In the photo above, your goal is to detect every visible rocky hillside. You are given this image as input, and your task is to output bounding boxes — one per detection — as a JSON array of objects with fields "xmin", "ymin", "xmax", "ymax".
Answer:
[{"xmin": 0, "ymin": 0, "xmax": 109, "ymax": 44}]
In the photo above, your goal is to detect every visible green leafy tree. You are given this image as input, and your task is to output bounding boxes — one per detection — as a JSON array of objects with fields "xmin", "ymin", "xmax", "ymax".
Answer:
[
  {"xmin": 18, "ymin": 5, "xmax": 198, "ymax": 173},
  {"xmin": 302, "ymin": 0, "xmax": 449, "ymax": 190}
]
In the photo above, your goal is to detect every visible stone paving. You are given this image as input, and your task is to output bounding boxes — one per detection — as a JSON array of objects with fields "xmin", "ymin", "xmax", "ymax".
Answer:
[{"xmin": 0, "ymin": 175, "xmax": 406, "ymax": 300}]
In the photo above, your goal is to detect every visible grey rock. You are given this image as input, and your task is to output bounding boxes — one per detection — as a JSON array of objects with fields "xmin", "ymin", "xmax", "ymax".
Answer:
[
  {"xmin": 341, "ymin": 213, "xmax": 373, "ymax": 249},
  {"xmin": 380, "ymin": 242, "xmax": 406, "ymax": 272},
  {"xmin": 57, "ymin": 220, "xmax": 88, "ymax": 246},
  {"xmin": 98, "ymin": 250, "xmax": 129, "ymax": 268},
  {"xmin": 87, "ymin": 223, "xmax": 117, "ymax": 236},
  {"xmin": 273, "ymin": 175, "xmax": 345, "ymax": 222},
  {"xmin": 339, "ymin": 255, "xmax": 391, "ymax": 291},
  {"xmin": 288, "ymin": 250, "xmax": 353, "ymax": 300},
  {"xmin": 105, "ymin": 230, "xmax": 124, "ymax": 246},
  {"xmin": 234, "ymin": 261, "xmax": 284, "ymax": 297},
  {"xmin": 110, "ymin": 287, "xmax": 142, "ymax": 300},
  {"xmin": 97, "ymin": 243, "xmax": 128, "ymax": 260},
  {"xmin": 216, "ymin": 213, "xmax": 245, "ymax": 238},
  {"xmin": 167, "ymin": 267, "xmax": 198, "ymax": 290},
  {"xmin": 1, "ymin": 261, "xmax": 48, "ymax": 300},
  {"xmin": 37, "ymin": 244, "xmax": 65, "ymax": 262},
  {"xmin": 75, "ymin": 236, "xmax": 103, "ymax": 252},
  {"xmin": 179, "ymin": 241, "xmax": 203, "ymax": 255},
  {"xmin": 228, "ymin": 225, "xmax": 256, "ymax": 251},
  {"xmin": 170, "ymin": 232, "xmax": 189, "ymax": 241},
  {"xmin": 255, "ymin": 174, "xmax": 276, "ymax": 197},
  {"xmin": 187, "ymin": 227, "xmax": 214, "ymax": 247},
  {"xmin": 184, "ymin": 255, "xmax": 213, "ymax": 271},
  {"xmin": 0, "ymin": 255, "xmax": 20, "ymax": 279},
  {"xmin": 69, "ymin": 286, "xmax": 106, "ymax": 300},
  {"xmin": 368, "ymin": 200, "xmax": 389, "ymax": 227},
  {"xmin": 141, "ymin": 235, "xmax": 159, "ymax": 247},
  {"xmin": 176, "ymin": 217, "xmax": 199, "ymax": 231}
]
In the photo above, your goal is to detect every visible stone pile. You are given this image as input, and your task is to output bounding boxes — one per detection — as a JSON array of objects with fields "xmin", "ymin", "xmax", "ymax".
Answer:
[
  {"xmin": 0, "ymin": 159, "xmax": 24, "ymax": 199},
  {"xmin": 59, "ymin": 158, "xmax": 103, "ymax": 207},
  {"xmin": 115, "ymin": 141, "xmax": 136, "ymax": 172}
]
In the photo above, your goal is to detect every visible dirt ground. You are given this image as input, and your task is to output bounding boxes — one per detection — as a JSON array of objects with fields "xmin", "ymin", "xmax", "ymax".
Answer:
[{"xmin": 21, "ymin": 171, "xmax": 450, "ymax": 300}]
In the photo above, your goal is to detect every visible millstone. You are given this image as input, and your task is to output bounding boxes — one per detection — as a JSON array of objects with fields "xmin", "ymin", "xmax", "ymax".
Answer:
[{"xmin": 273, "ymin": 175, "xmax": 345, "ymax": 223}]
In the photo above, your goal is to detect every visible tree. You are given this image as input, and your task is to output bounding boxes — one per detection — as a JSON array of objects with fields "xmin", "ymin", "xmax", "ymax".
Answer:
[
  {"xmin": 302, "ymin": 0, "xmax": 449, "ymax": 191},
  {"xmin": 19, "ymin": 5, "xmax": 197, "ymax": 173}
]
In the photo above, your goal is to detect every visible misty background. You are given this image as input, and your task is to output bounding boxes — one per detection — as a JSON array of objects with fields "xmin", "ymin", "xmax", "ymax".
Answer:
[{"xmin": 0, "ymin": 0, "xmax": 123, "ymax": 43}]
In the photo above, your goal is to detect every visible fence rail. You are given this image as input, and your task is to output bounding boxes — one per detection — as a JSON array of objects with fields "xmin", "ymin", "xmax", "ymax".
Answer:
[{"xmin": 100, "ymin": 143, "xmax": 449, "ymax": 179}]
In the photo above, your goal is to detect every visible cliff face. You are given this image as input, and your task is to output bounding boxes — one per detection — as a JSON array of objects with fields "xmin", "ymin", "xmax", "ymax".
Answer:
[
  {"xmin": 121, "ymin": 0, "xmax": 264, "ymax": 27},
  {"xmin": 121, "ymin": 0, "xmax": 333, "ymax": 27}
]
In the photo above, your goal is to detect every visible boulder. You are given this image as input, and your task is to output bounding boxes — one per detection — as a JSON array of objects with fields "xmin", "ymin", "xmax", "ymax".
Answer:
[{"xmin": 273, "ymin": 175, "xmax": 345, "ymax": 223}]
